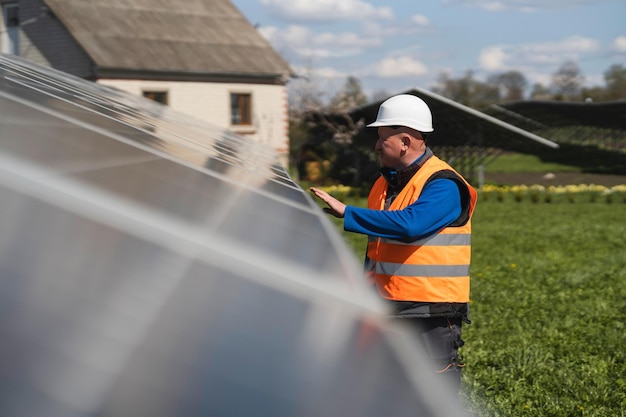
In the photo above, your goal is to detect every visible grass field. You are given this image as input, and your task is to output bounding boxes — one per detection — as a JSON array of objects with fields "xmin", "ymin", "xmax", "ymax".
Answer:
[
  {"xmin": 463, "ymin": 200, "xmax": 626, "ymax": 416},
  {"xmin": 323, "ymin": 196, "xmax": 626, "ymax": 416},
  {"xmin": 483, "ymin": 153, "xmax": 579, "ymax": 174}
]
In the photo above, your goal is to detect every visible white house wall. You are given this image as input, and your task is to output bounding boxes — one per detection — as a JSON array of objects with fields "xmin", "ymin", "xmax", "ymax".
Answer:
[{"xmin": 98, "ymin": 79, "xmax": 289, "ymax": 166}]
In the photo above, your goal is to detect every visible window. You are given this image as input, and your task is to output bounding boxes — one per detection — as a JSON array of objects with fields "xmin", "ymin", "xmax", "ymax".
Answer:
[
  {"xmin": 143, "ymin": 90, "xmax": 168, "ymax": 105},
  {"xmin": 230, "ymin": 93, "xmax": 252, "ymax": 125},
  {"xmin": 2, "ymin": 3, "xmax": 19, "ymax": 55}
]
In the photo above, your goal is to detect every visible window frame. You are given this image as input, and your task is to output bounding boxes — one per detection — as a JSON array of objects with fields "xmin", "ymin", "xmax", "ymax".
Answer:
[
  {"xmin": 142, "ymin": 90, "xmax": 169, "ymax": 105},
  {"xmin": 230, "ymin": 92, "xmax": 252, "ymax": 126}
]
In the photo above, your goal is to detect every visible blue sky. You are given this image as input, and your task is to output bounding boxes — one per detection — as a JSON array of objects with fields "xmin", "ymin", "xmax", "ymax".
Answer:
[{"xmin": 231, "ymin": 0, "xmax": 626, "ymax": 100}]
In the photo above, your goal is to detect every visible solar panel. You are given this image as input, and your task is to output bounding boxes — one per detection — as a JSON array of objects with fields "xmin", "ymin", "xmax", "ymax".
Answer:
[{"xmin": 0, "ymin": 53, "xmax": 466, "ymax": 417}]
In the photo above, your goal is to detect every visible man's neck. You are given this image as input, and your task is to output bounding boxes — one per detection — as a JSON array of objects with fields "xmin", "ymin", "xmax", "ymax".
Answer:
[{"xmin": 381, "ymin": 148, "xmax": 433, "ymax": 190}]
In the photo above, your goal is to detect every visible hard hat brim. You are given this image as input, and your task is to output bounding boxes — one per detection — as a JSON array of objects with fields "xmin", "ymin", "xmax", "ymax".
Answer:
[{"xmin": 366, "ymin": 120, "xmax": 434, "ymax": 133}]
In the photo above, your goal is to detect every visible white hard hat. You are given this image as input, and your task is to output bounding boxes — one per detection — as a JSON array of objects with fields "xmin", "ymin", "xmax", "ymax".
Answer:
[{"xmin": 366, "ymin": 94, "xmax": 434, "ymax": 133}]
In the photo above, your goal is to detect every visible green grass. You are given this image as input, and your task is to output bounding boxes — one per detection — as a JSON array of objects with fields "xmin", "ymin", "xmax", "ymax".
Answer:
[
  {"xmin": 462, "ymin": 201, "xmax": 626, "ymax": 416},
  {"xmin": 484, "ymin": 153, "xmax": 579, "ymax": 174},
  {"xmin": 323, "ymin": 197, "xmax": 626, "ymax": 416}
]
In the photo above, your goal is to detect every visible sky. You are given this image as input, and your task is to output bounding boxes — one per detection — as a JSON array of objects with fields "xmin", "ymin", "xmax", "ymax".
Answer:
[{"xmin": 230, "ymin": 0, "xmax": 626, "ymax": 100}]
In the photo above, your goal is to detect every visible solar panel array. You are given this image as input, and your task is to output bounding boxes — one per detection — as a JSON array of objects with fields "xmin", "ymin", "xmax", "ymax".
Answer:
[{"xmin": 0, "ymin": 54, "xmax": 465, "ymax": 417}]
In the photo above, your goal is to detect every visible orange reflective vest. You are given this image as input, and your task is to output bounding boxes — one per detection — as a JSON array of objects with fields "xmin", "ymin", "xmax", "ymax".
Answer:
[{"xmin": 366, "ymin": 155, "xmax": 477, "ymax": 303}]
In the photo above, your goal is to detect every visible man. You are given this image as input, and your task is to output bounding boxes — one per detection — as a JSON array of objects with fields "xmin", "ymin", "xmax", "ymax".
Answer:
[{"xmin": 310, "ymin": 94, "xmax": 477, "ymax": 392}]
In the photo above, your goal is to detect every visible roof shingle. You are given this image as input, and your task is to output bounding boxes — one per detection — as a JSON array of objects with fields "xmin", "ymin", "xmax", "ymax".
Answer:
[{"xmin": 44, "ymin": 0, "xmax": 293, "ymax": 78}]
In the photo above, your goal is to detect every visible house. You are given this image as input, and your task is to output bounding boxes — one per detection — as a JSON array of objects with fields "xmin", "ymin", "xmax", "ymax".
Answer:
[{"xmin": 0, "ymin": 0, "xmax": 293, "ymax": 165}]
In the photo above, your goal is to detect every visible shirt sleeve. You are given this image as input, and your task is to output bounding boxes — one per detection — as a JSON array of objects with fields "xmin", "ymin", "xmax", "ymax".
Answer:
[{"xmin": 343, "ymin": 178, "xmax": 462, "ymax": 240}]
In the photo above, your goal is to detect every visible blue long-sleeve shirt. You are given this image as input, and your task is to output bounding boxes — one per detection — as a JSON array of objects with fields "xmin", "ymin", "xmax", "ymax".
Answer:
[{"xmin": 343, "ymin": 178, "xmax": 462, "ymax": 240}]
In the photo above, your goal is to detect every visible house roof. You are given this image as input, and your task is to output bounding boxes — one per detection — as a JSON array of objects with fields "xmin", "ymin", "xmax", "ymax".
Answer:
[{"xmin": 43, "ymin": 0, "xmax": 293, "ymax": 80}]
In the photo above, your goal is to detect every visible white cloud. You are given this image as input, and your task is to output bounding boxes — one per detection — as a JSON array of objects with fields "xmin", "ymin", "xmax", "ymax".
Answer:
[
  {"xmin": 313, "ymin": 67, "xmax": 348, "ymax": 79},
  {"xmin": 443, "ymin": 0, "xmax": 600, "ymax": 12},
  {"xmin": 410, "ymin": 14, "xmax": 430, "ymax": 26},
  {"xmin": 367, "ymin": 56, "xmax": 429, "ymax": 78},
  {"xmin": 257, "ymin": 25, "xmax": 277, "ymax": 41},
  {"xmin": 520, "ymin": 36, "xmax": 600, "ymax": 65},
  {"xmin": 258, "ymin": 24, "xmax": 381, "ymax": 59},
  {"xmin": 473, "ymin": 36, "xmax": 610, "ymax": 90},
  {"xmin": 550, "ymin": 36, "xmax": 599, "ymax": 53},
  {"xmin": 362, "ymin": 20, "xmax": 419, "ymax": 38},
  {"xmin": 477, "ymin": 36, "xmax": 601, "ymax": 72},
  {"xmin": 613, "ymin": 36, "xmax": 626, "ymax": 53},
  {"xmin": 291, "ymin": 65, "xmax": 346, "ymax": 79},
  {"xmin": 259, "ymin": 25, "xmax": 309, "ymax": 45},
  {"xmin": 475, "ymin": 1, "xmax": 507, "ymax": 11},
  {"xmin": 260, "ymin": 0, "xmax": 393, "ymax": 22},
  {"xmin": 479, "ymin": 46, "xmax": 508, "ymax": 70},
  {"xmin": 315, "ymin": 32, "xmax": 382, "ymax": 49}
]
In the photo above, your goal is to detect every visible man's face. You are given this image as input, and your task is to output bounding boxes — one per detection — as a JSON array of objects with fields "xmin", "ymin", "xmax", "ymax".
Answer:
[{"xmin": 374, "ymin": 126, "xmax": 407, "ymax": 169}]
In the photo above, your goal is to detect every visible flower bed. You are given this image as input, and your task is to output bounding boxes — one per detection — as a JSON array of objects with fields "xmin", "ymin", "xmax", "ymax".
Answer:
[
  {"xmin": 480, "ymin": 184, "xmax": 626, "ymax": 203},
  {"xmin": 318, "ymin": 183, "xmax": 626, "ymax": 204}
]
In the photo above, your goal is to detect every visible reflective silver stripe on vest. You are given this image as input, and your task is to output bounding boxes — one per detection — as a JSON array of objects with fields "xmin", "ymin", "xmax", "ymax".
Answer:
[
  {"xmin": 376, "ymin": 262, "xmax": 470, "ymax": 277},
  {"xmin": 372, "ymin": 233, "xmax": 471, "ymax": 246}
]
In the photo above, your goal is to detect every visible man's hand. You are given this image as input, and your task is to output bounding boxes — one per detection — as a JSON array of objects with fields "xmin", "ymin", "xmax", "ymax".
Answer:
[{"xmin": 310, "ymin": 187, "xmax": 347, "ymax": 218}]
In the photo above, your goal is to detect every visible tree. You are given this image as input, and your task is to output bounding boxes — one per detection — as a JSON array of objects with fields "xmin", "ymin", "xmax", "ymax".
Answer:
[
  {"xmin": 311, "ymin": 76, "xmax": 367, "ymax": 146},
  {"xmin": 603, "ymin": 64, "xmax": 626, "ymax": 100},
  {"xmin": 551, "ymin": 60, "xmax": 584, "ymax": 101},
  {"xmin": 313, "ymin": 76, "xmax": 368, "ymax": 183},
  {"xmin": 328, "ymin": 76, "xmax": 368, "ymax": 113},
  {"xmin": 580, "ymin": 85, "xmax": 606, "ymax": 102},
  {"xmin": 530, "ymin": 83, "xmax": 551, "ymax": 100},
  {"xmin": 433, "ymin": 70, "xmax": 499, "ymax": 108},
  {"xmin": 292, "ymin": 75, "xmax": 371, "ymax": 184},
  {"xmin": 433, "ymin": 71, "xmax": 472, "ymax": 105},
  {"xmin": 487, "ymin": 70, "xmax": 528, "ymax": 102},
  {"xmin": 287, "ymin": 62, "xmax": 327, "ymax": 178},
  {"xmin": 287, "ymin": 63, "xmax": 325, "ymax": 121},
  {"xmin": 371, "ymin": 89, "xmax": 391, "ymax": 103}
]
